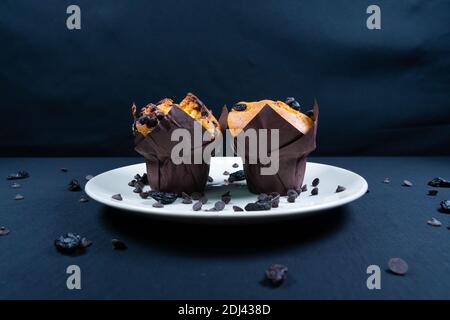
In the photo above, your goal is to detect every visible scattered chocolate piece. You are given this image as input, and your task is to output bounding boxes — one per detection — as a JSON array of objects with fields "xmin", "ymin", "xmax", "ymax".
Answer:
[
  {"xmin": 222, "ymin": 195, "xmax": 231, "ymax": 204},
  {"xmin": 79, "ymin": 196, "xmax": 89, "ymax": 203},
  {"xmin": 265, "ymin": 264, "xmax": 288, "ymax": 286},
  {"xmin": 428, "ymin": 177, "xmax": 450, "ymax": 188},
  {"xmin": 139, "ymin": 191, "xmax": 149, "ymax": 199},
  {"xmin": 287, "ymin": 194, "xmax": 297, "ymax": 203},
  {"xmin": 7, "ymin": 171, "xmax": 29, "ymax": 180},
  {"xmin": 305, "ymin": 110, "xmax": 314, "ymax": 118},
  {"xmin": 336, "ymin": 185, "xmax": 346, "ymax": 193},
  {"xmin": 402, "ymin": 180, "xmax": 413, "ymax": 187},
  {"xmin": 10, "ymin": 182, "xmax": 21, "ymax": 189},
  {"xmin": 285, "ymin": 97, "xmax": 301, "ymax": 111},
  {"xmin": 312, "ymin": 178, "xmax": 320, "ymax": 187},
  {"xmin": 54, "ymin": 233, "xmax": 82, "ymax": 254},
  {"xmin": 223, "ymin": 171, "xmax": 230, "ymax": 176},
  {"xmin": 287, "ymin": 189, "xmax": 298, "ymax": 198},
  {"xmin": 427, "ymin": 217, "xmax": 442, "ymax": 227},
  {"xmin": 133, "ymin": 184, "xmax": 143, "ymax": 193},
  {"xmin": 233, "ymin": 206, "xmax": 244, "ymax": 212},
  {"xmin": 270, "ymin": 192, "xmax": 280, "ymax": 198},
  {"xmin": 258, "ymin": 193, "xmax": 272, "ymax": 202},
  {"xmin": 60, "ymin": 168, "xmax": 68, "ymax": 172},
  {"xmin": 68, "ymin": 179, "xmax": 82, "ymax": 192},
  {"xmin": 440, "ymin": 200, "xmax": 450, "ymax": 213},
  {"xmin": 232, "ymin": 163, "xmax": 239, "ymax": 168},
  {"xmin": 80, "ymin": 237, "xmax": 93, "ymax": 248},
  {"xmin": 85, "ymin": 175, "xmax": 94, "ymax": 181},
  {"xmin": 232, "ymin": 103, "xmax": 247, "ymax": 111},
  {"xmin": 245, "ymin": 201, "xmax": 271, "ymax": 211},
  {"xmin": 152, "ymin": 201, "xmax": 164, "ymax": 208},
  {"xmin": 0, "ymin": 226, "xmax": 10, "ymax": 236},
  {"xmin": 181, "ymin": 192, "xmax": 193, "ymax": 204},
  {"xmin": 191, "ymin": 192, "xmax": 202, "ymax": 200},
  {"xmin": 148, "ymin": 191, "xmax": 177, "ymax": 204},
  {"xmin": 112, "ymin": 194, "xmax": 123, "ymax": 201},
  {"xmin": 428, "ymin": 190, "xmax": 438, "ymax": 196},
  {"xmin": 214, "ymin": 200, "xmax": 226, "ymax": 211},
  {"xmin": 207, "ymin": 176, "xmax": 214, "ymax": 183},
  {"xmin": 228, "ymin": 170, "xmax": 246, "ymax": 183},
  {"xmin": 301, "ymin": 185, "xmax": 307, "ymax": 192},
  {"xmin": 111, "ymin": 239, "xmax": 128, "ymax": 250},
  {"xmin": 199, "ymin": 195, "xmax": 208, "ymax": 204},
  {"xmin": 271, "ymin": 195, "xmax": 280, "ymax": 208},
  {"xmin": 128, "ymin": 179, "xmax": 137, "ymax": 187},
  {"xmin": 193, "ymin": 201, "xmax": 203, "ymax": 211},
  {"xmin": 388, "ymin": 258, "xmax": 408, "ymax": 276},
  {"xmin": 14, "ymin": 194, "xmax": 24, "ymax": 201},
  {"xmin": 383, "ymin": 178, "xmax": 391, "ymax": 184},
  {"xmin": 311, "ymin": 187, "xmax": 319, "ymax": 196}
]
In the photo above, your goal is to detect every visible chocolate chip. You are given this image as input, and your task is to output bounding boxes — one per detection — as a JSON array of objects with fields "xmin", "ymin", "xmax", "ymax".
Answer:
[
  {"xmin": 54, "ymin": 233, "xmax": 82, "ymax": 254},
  {"xmin": 428, "ymin": 177, "xmax": 450, "ymax": 188},
  {"xmin": 305, "ymin": 110, "xmax": 314, "ymax": 119},
  {"xmin": 199, "ymin": 195, "xmax": 208, "ymax": 204},
  {"xmin": 287, "ymin": 194, "xmax": 297, "ymax": 203},
  {"xmin": 85, "ymin": 175, "xmax": 94, "ymax": 181},
  {"xmin": 336, "ymin": 185, "xmax": 346, "ymax": 193},
  {"xmin": 156, "ymin": 112, "xmax": 165, "ymax": 120},
  {"xmin": 60, "ymin": 168, "xmax": 68, "ymax": 172},
  {"xmin": 388, "ymin": 258, "xmax": 408, "ymax": 276},
  {"xmin": 80, "ymin": 237, "xmax": 93, "ymax": 248},
  {"xmin": 265, "ymin": 264, "xmax": 288, "ymax": 286},
  {"xmin": 258, "ymin": 193, "xmax": 272, "ymax": 202},
  {"xmin": 207, "ymin": 176, "xmax": 214, "ymax": 183},
  {"xmin": 271, "ymin": 195, "xmax": 280, "ymax": 208},
  {"xmin": 0, "ymin": 226, "xmax": 10, "ymax": 236},
  {"xmin": 128, "ymin": 179, "xmax": 137, "ymax": 187},
  {"xmin": 148, "ymin": 191, "xmax": 178, "ymax": 204},
  {"xmin": 428, "ymin": 190, "xmax": 438, "ymax": 196},
  {"xmin": 68, "ymin": 179, "xmax": 82, "ymax": 192},
  {"xmin": 223, "ymin": 171, "xmax": 230, "ymax": 176},
  {"xmin": 440, "ymin": 200, "xmax": 450, "ymax": 213},
  {"xmin": 232, "ymin": 163, "xmax": 239, "ymax": 168},
  {"xmin": 111, "ymin": 239, "xmax": 128, "ymax": 250},
  {"xmin": 228, "ymin": 170, "xmax": 246, "ymax": 183},
  {"xmin": 139, "ymin": 192, "xmax": 149, "ymax": 199},
  {"xmin": 301, "ymin": 185, "xmax": 307, "ymax": 192},
  {"xmin": 214, "ymin": 201, "xmax": 226, "ymax": 211},
  {"xmin": 427, "ymin": 217, "xmax": 442, "ymax": 227},
  {"xmin": 193, "ymin": 201, "xmax": 203, "ymax": 211},
  {"xmin": 152, "ymin": 201, "xmax": 164, "ymax": 208},
  {"xmin": 201, "ymin": 110, "xmax": 209, "ymax": 117},
  {"xmin": 287, "ymin": 189, "xmax": 298, "ymax": 198},
  {"xmin": 311, "ymin": 187, "xmax": 319, "ymax": 196},
  {"xmin": 10, "ymin": 182, "xmax": 21, "ymax": 189},
  {"xmin": 383, "ymin": 178, "xmax": 391, "ymax": 184},
  {"xmin": 285, "ymin": 97, "xmax": 301, "ymax": 111},
  {"xmin": 147, "ymin": 117, "xmax": 158, "ymax": 128},
  {"xmin": 245, "ymin": 201, "xmax": 271, "ymax": 211},
  {"xmin": 181, "ymin": 192, "xmax": 192, "ymax": 204},
  {"xmin": 79, "ymin": 196, "xmax": 89, "ymax": 203},
  {"xmin": 312, "ymin": 178, "xmax": 320, "ymax": 187},
  {"xmin": 112, "ymin": 194, "xmax": 123, "ymax": 201},
  {"xmin": 222, "ymin": 196, "xmax": 231, "ymax": 204},
  {"xmin": 7, "ymin": 171, "xmax": 29, "ymax": 180},
  {"xmin": 233, "ymin": 206, "xmax": 244, "ymax": 212},
  {"xmin": 14, "ymin": 194, "xmax": 24, "ymax": 201},
  {"xmin": 402, "ymin": 180, "xmax": 413, "ymax": 187},
  {"xmin": 191, "ymin": 192, "xmax": 202, "ymax": 200},
  {"xmin": 232, "ymin": 103, "xmax": 247, "ymax": 111},
  {"xmin": 133, "ymin": 185, "xmax": 143, "ymax": 193}
]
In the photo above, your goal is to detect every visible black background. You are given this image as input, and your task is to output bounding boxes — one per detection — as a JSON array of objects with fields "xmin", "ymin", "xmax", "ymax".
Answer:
[{"xmin": 1, "ymin": 0, "xmax": 449, "ymax": 156}]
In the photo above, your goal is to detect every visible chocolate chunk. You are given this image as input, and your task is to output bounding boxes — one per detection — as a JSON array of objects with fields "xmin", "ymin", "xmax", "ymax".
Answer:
[
  {"xmin": 383, "ymin": 178, "xmax": 391, "ymax": 184},
  {"xmin": 232, "ymin": 103, "xmax": 247, "ymax": 111},
  {"xmin": 265, "ymin": 264, "xmax": 288, "ymax": 286},
  {"xmin": 54, "ymin": 233, "xmax": 82, "ymax": 254},
  {"xmin": 440, "ymin": 200, "xmax": 450, "ymax": 213},
  {"xmin": 223, "ymin": 171, "xmax": 230, "ymax": 176},
  {"xmin": 0, "ymin": 226, "xmax": 10, "ymax": 236},
  {"xmin": 199, "ymin": 195, "xmax": 208, "ymax": 204},
  {"xmin": 191, "ymin": 192, "xmax": 202, "ymax": 200},
  {"xmin": 152, "ymin": 201, "xmax": 164, "ymax": 208},
  {"xmin": 245, "ymin": 201, "xmax": 271, "ymax": 211},
  {"xmin": 312, "ymin": 178, "xmax": 320, "ymax": 187},
  {"xmin": 192, "ymin": 201, "xmax": 203, "ymax": 211},
  {"xmin": 181, "ymin": 192, "xmax": 193, "ymax": 204},
  {"xmin": 85, "ymin": 175, "xmax": 94, "ymax": 181},
  {"xmin": 287, "ymin": 189, "xmax": 298, "ymax": 198},
  {"xmin": 10, "ymin": 182, "xmax": 21, "ymax": 189},
  {"xmin": 427, "ymin": 217, "xmax": 442, "ymax": 227},
  {"xmin": 128, "ymin": 179, "xmax": 137, "ymax": 187},
  {"xmin": 232, "ymin": 163, "xmax": 239, "ymax": 168},
  {"xmin": 14, "ymin": 194, "xmax": 24, "ymax": 201},
  {"xmin": 7, "ymin": 171, "xmax": 29, "ymax": 180},
  {"xmin": 79, "ymin": 196, "xmax": 89, "ymax": 203},
  {"xmin": 139, "ymin": 192, "xmax": 149, "ymax": 199},
  {"xmin": 148, "ymin": 191, "xmax": 177, "ymax": 204},
  {"xmin": 112, "ymin": 194, "xmax": 123, "ymax": 201},
  {"xmin": 402, "ymin": 180, "xmax": 413, "ymax": 187},
  {"xmin": 233, "ymin": 206, "xmax": 244, "ymax": 212},
  {"xmin": 60, "ymin": 168, "xmax": 68, "ymax": 172},
  {"xmin": 428, "ymin": 177, "xmax": 450, "ymax": 188},
  {"xmin": 301, "ymin": 185, "xmax": 307, "ymax": 192},
  {"xmin": 258, "ymin": 193, "xmax": 272, "ymax": 202},
  {"xmin": 222, "ymin": 196, "xmax": 231, "ymax": 204},
  {"xmin": 336, "ymin": 185, "xmax": 346, "ymax": 193},
  {"xmin": 214, "ymin": 200, "xmax": 226, "ymax": 211},
  {"xmin": 287, "ymin": 194, "xmax": 297, "ymax": 203},
  {"xmin": 311, "ymin": 187, "xmax": 319, "ymax": 196},
  {"xmin": 80, "ymin": 237, "xmax": 93, "ymax": 248},
  {"xmin": 388, "ymin": 258, "xmax": 408, "ymax": 276},
  {"xmin": 285, "ymin": 97, "xmax": 301, "ymax": 111},
  {"xmin": 207, "ymin": 176, "xmax": 214, "ymax": 183},
  {"xmin": 133, "ymin": 184, "xmax": 143, "ymax": 193},
  {"xmin": 428, "ymin": 190, "xmax": 438, "ymax": 196},
  {"xmin": 228, "ymin": 170, "xmax": 246, "ymax": 183},
  {"xmin": 111, "ymin": 239, "xmax": 128, "ymax": 250},
  {"xmin": 68, "ymin": 179, "xmax": 82, "ymax": 192},
  {"xmin": 271, "ymin": 196, "xmax": 280, "ymax": 208}
]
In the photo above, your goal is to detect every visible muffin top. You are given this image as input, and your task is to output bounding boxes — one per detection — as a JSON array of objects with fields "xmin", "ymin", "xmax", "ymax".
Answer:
[
  {"xmin": 227, "ymin": 99, "xmax": 314, "ymax": 137},
  {"xmin": 132, "ymin": 93, "xmax": 220, "ymax": 137}
]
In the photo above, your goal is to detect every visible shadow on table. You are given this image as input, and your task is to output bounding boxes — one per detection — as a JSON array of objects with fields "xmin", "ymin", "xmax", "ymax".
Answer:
[{"xmin": 100, "ymin": 206, "xmax": 349, "ymax": 257}]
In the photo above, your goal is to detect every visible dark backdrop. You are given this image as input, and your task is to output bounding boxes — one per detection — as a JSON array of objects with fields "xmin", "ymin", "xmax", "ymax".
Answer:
[{"xmin": 1, "ymin": 0, "xmax": 449, "ymax": 156}]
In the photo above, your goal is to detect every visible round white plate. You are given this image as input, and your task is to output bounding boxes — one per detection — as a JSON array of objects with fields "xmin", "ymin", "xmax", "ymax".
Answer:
[{"xmin": 86, "ymin": 157, "xmax": 368, "ymax": 223}]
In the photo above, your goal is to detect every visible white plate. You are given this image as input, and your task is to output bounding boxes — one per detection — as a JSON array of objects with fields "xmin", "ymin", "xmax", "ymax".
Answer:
[{"xmin": 85, "ymin": 157, "xmax": 368, "ymax": 223}]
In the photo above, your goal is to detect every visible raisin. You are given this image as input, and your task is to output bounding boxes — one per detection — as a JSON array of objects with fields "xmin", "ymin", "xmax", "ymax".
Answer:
[
  {"xmin": 232, "ymin": 103, "xmax": 247, "ymax": 111},
  {"xmin": 68, "ymin": 179, "xmax": 81, "ymax": 192},
  {"xmin": 7, "ymin": 171, "xmax": 29, "ymax": 180},
  {"xmin": 265, "ymin": 264, "xmax": 288, "ymax": 286},
  {"xmin": 148, "ymin": 191, "xmax": 177, "ymax": 204},
  {"xmin": 228, "ymin": 170, "xmax": 246, "ymax": 183}
]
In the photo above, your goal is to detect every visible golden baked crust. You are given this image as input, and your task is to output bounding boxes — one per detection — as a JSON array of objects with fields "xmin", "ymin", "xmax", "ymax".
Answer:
[{"xmin": 227, "ymin": 99, "xmax": 314, "ymax": 137}]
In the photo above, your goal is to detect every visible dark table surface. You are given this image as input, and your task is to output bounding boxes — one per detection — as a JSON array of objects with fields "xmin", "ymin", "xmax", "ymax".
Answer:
[{"xmin": 1, "ymin": 157, "xmax": 449, "ymax": 300}]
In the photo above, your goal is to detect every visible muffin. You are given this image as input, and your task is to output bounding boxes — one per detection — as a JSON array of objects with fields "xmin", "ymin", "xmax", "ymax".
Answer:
[
  {"xmin": 133, "ymin": 93, "xmax": 221, "ymax": 194},
  {"xmin": 226, "ymin": 98, "xmax": 318, "ymax": 195}
]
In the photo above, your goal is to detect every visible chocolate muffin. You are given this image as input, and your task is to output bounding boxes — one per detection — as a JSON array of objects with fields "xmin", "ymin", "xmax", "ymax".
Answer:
[
  {"xmin": 133, "ymin": 93, "xmax": 221, "ymax": 194},
  {"xmin": 226, "ymin": 98, "xmax": 318, "ymax": 195}
]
